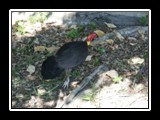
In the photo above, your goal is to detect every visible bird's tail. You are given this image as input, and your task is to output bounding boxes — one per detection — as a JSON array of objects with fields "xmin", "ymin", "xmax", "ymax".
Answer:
[{"xmin": 41, "ymin": 56, "xmax": 64, "ymax": 79}]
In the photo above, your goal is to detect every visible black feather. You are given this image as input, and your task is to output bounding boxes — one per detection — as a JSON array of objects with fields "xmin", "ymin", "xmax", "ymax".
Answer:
[
  {"xmin": 41, "ymin": 41, "xmax": 88, "ymax": 79},
  {"xmin": 55, "ymin": 41, "xmax": 88, "ymax": 69},
  {"xmin": 41, "ymin": 56, "xmax": 64, "ymax": 79}
]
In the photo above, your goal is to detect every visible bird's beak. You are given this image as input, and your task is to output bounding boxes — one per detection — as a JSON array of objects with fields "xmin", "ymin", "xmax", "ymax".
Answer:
[{"xmin": 87, "ymin": 41, "xmax": 90, "ymax": 46}]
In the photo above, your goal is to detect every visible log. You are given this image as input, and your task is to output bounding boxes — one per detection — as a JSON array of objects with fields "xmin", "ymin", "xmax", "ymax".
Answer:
[
  {"xmin": 91, "ymin": 26, "xmax": 148, "ymax": 46},
  {"xmin": 56, "ymin": 64, "xmax": 108, "ymax": 108}
]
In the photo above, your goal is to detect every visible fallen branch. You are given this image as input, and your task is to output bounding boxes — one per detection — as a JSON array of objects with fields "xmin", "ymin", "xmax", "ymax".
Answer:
[
  {"xmin": 56, "ymin": 64, "xmax": 108, "ymax": 108},
  {"xmin": 91, "ymin": 26, "xmax": 148, "ymax": 46}
]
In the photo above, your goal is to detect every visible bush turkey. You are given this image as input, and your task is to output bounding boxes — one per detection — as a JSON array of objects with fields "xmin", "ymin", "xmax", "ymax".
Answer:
[{"xmin": 41, "ymin": 32, "xmax": 97, "ymax": 88}]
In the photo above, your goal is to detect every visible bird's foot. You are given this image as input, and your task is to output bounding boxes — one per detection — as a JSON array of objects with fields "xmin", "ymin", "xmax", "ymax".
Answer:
[{"xmin": 62, "ymin": 77, "xmax": 70, "ymax": 89}]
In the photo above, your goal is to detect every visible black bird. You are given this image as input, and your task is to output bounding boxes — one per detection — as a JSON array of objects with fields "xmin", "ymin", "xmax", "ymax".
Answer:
[{"xmin": 41, "ymin": 33, "xmax": 97, "ymax": 88}]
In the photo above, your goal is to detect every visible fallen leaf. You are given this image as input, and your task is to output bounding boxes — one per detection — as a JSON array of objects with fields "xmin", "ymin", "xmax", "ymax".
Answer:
[
  {"xmin": 58, "ymin": 90, "xmax": 64, "ymax": 98},
  {"xmin": 64, "ymin": 38, "xmax": 72, "ymax": 42},
  {"xmin": 46, "ymin": 46, "xmax": 58, "ymax": 53},
  {"xmin": 104, "ymin": 22, "xmax": 117, "ymax": 28},
  {"xmin": 128, "ymin": 57, "xmax": 144, "ymax": 65},
  {"xmin": 16, "ymin": 94, "xmax": 24, "ymax": 99},
  {"xmin": 37, "ymin": 88, "xmax": 46, "ymax": 95},
  {"xmin": 138, "ymin": 29, "xmax": 145, "ymax": 40},
  {"xmin": 129, "ymin": 43, "xmax": 137, "ymax": 46},
  {"xmin": 27, "ymin": 65, "xmax": 35, "ymax": 74},
  {"xmin": 70, "ymin": 25, "xmax": 77, "ymax": 29},
  {"xmin": 106, "ymin": 39, "xmax": 114, "ymax": 44},
  {"xmin": 44, "ymin": 101, "xmax": 55, "ymax": 107},
  {"xmin": 70, "ymin": 81, "xmax": 79, "ymax": 89},
  {"xmin": 34, "ymin": 46, "xmax": 46, "ymax": 52},
  {"xmin": 82, "ymin": 37, "xmax": 87, "ymax": 42},
  {"xmin": 134, "ymin": 84, "xmax": 145, "ymax": 92},
  {"xmin": 85, "ymin": 55, "xmax": 93, "ymax": 61},
  {"xmin": 94, "ymin": 30, "xmax": 105, "ymax": 37},
  {"xmin": 128, "ymin": 37, "xmax": 137, "ymax": 41},
  {"xmin": 34, "ymin": 38, "xmax": 40, "ymax": 44},
  {"xmin": 128, "ymin": 37, "xmax": 137, "ymax": 46},
  {"xmin": 27, "ymin": 75, "xmax": 36, "ymax": 80},
  {"xmin": 110, "ymin": 44, "xmax": 118, "ymax": 50},
  {"xmin": 115, "ymin": 31, "xmax": 124, "ymax": 41}
]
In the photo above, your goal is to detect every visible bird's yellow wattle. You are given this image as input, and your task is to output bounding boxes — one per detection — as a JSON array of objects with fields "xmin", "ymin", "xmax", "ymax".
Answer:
[{"xmin": 87, "ymin": 41, "xmax": 90, "ymax": 46}]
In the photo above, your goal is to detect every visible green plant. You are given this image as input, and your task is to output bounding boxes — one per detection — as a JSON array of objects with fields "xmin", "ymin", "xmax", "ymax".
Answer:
[
  {"xmin": 143, "ymin": 52, "xmax": 149, "ymax": 60},
  {"xmin": 82, "ymin": 83, "xmax": 97, "ymax": 102},
  {"xmin": 71, "ymin": 70, "xmax": 81, "ymax": 79},
  {"xmin": 93, "ymin": 57, "xmax": 100, "ymax": 66},
  {"xmin": 97, "ymin": 47, "xmax": 105, "ymax": 54},
  {"xmin": 78, "ymin": 25, "xmax": 85, "ymax": 32},
  {"xmin": 12, "ymin": 76, "xmax": 26, "ymax": 88},
  {"xmin": 20, "ymin": 44, "xmax": 34, "ymax": 55},
  {"xmin": 28, "ymin": 12, "xmax": 49, "ymax": 23},
  {"xmin": 113, "ymin": 76, "xmax": 123, "ymax": 83},
  {"xmin": 139, "ymin": 15, "xmax": 148, "ymax": 26},
  {"xmin": 90, "ymin": 22, "xmax": 97, "ymax": 29},
  {"xmin": 67, "ymin": 29, "xmax": 80, "ymax": 39},
  {"xmin": 16, "ymin": 20, "xmax": 26, "ymax": 35}
]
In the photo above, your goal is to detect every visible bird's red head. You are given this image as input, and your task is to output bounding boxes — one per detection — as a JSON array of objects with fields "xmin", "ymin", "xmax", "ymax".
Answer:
[{"xmin": 87, "ymin": 33, "xmax": 97, "ymax": 45}]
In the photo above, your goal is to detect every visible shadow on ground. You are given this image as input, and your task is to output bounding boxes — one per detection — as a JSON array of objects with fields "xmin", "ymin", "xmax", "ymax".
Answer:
[{"xmin": 11, "ymin": 12, "xmax": 149, "ymax": 108}]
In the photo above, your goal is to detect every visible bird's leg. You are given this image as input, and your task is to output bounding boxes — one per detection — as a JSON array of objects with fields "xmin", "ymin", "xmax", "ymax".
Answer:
[{"xmin": 62, "ymin": 69, "xmax": 71, "ymax": 89}]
